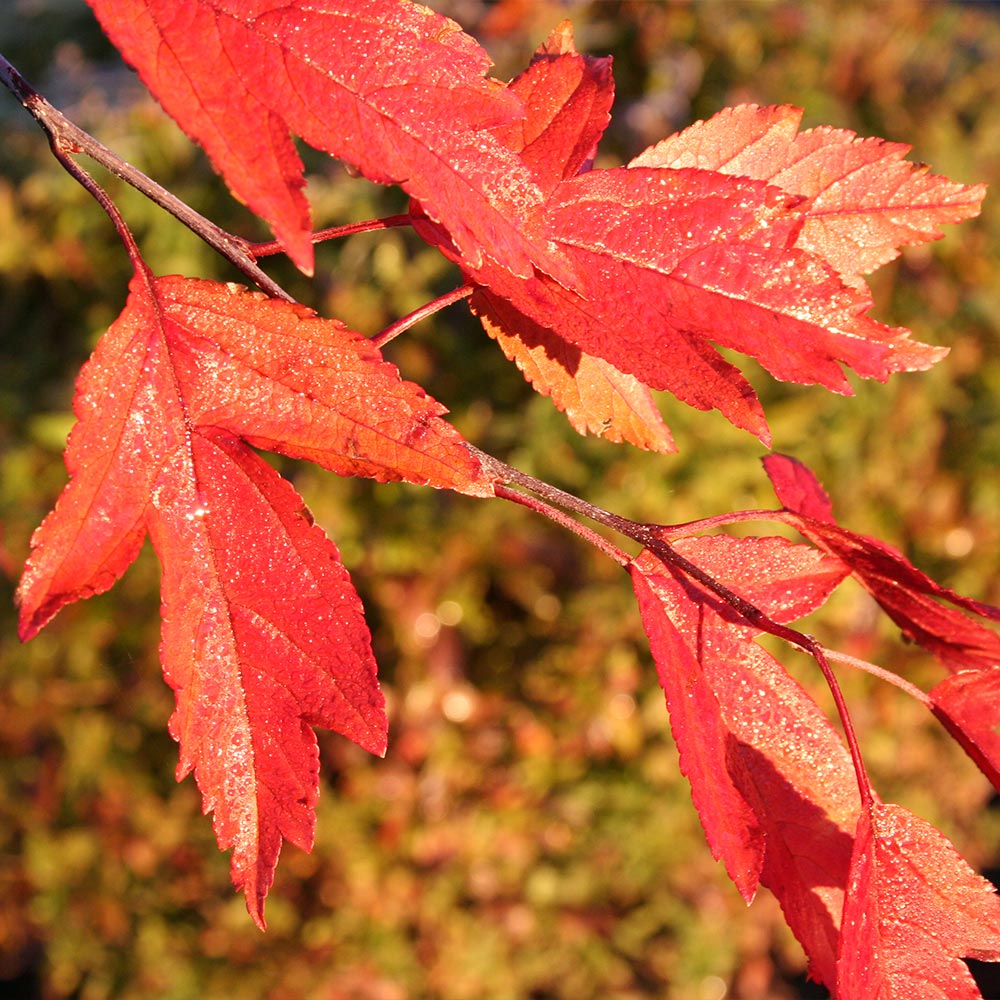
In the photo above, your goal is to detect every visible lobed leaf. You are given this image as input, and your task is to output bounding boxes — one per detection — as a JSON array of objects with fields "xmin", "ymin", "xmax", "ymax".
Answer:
[
  {"xmin": 412, "ymin": 42, "xmax": 982, "ymax": 448},
  {"xmin": 490, "ymin": 20, "xmax": 614, "ymax": 197},
  {"xmin": 151, "ymin": 276, "xmax": 495, "ymax": 495},
  {"xmin": 837, "ymin": 800, "xmax": 1000, "ymax": 999},
  {"xmin": 152, "ymin": 429, "xmax": 386, "ymax": 927},
  {"xmin": 16, "ymin": 267, "xmax": 495, "ymax": 924}
]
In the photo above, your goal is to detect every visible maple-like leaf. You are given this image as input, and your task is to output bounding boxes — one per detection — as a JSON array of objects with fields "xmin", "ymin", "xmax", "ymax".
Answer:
[
  {"xmin": 16, "ymin": 267, "xmax": 494, "ymax": 926},
  {"xmin": 414, "ymin": 34, "xmax": 983, "ymax": 446},
  {"xmin": 837, "ymin": 799, "xmax": 1000, "ymax": 999},
  {"xmin": 418, "ymin": 136, "xmax": 964, "ymax": 447},
  {"xmin": 632, "ymin": 103, "xmax": 987, "ymax": 286},
  {"xmin": 630, "ymin": 534, "xmax": 860, "ymax": 987},
  {"xmin": 448, "ymin": 24, "xmax": 673, "ymax": 451},
  {"xmin": 764, "ymin": 454, "xmax": 1000, "ymax": 672},
  {"xmin": 86, "ymin": 0, "xmax": 570, "ymax": 281}
]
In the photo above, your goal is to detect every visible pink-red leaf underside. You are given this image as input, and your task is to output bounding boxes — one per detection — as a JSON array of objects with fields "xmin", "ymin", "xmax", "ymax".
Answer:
[{"xmin": 764, "ymin": 454, "xmax": 1000, "ymax": 673}]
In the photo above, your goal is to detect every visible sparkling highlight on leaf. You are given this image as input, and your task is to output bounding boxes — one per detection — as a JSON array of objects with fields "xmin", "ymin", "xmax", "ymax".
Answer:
[{"xmin": 16, "ymin": 267, "xmax": 495, "ymax": 925}]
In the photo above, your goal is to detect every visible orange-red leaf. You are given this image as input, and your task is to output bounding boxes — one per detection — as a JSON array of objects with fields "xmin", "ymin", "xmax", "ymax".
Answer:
[
  {"xmin": 837, "ymin": 800, "xmax": 1000, "ymax": 999},
  {"xmin": 410, "ymin": 43, "xmax": 981, "ymax": 445},
  {"xmin": 86, "ymin": 0, "xmax": 566, "ymax": 280},
  {"xmin": 630, "ymin": 535, "xmax": 858, "ymax": 987},
  {"xmin": 764, "ymin": 454, "xmax": 1000, "ymax": 672},
  {"xmin": 475, "ymin": 291, "xmax": 675, "ymax": 452},
  {"xmin": 16, "ymin": 268, "xmax": 494, "ymax": 925},
  {"xmin": 151, "ymin": 276, "xmax": 494, "ymax": 495},
  {"xmin": 929, "ymin": 668, "xmax": 1000, "ymax": 792},
  {"xmin": 632, "ymin": 104, "xmax": 987, "ymax": 284}
]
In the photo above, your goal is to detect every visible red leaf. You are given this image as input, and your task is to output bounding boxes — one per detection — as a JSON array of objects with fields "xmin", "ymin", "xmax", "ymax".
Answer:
[
  {"xmin": 450, "ymin": 24, "xmax": 674, "ymax": 452},
  {"xmin": 16, "ymin": 268, "xmax": 494, "ymax": 925},
  {"xmin": 419, "ymin": 158, "xmax": 946, "ymax": 445},
  {"xmin": 929, "ymin": 669, "xmax": 1000, "ymax": 791},
  {"xmin": 764, "ymin": 454, "xmax": 1000, "ymax": 672},
  {"xmin": 631, "ymin": 535, "xmax": 860, "ymax": 987},
  {"xmin": 153, "ymin": 429, "xmax": 385, "ymax": 927},
  {"xmin": 490, "ymin": 21, "xmax": 613, "ymax": 196},
  {"xmin": 411, "ymin": 43, "xmax": 980, "ymax": 444},
  {"xmin": 86, "ymin": 0, "xmax": 568, "ymax": 281},
  {"xmin": 632, "ymin": 104, "xmax": 987, "ymax": 285},
  {"xmin": 837, "ymin": 800, "xmax": 1000, "ymax": 999},
  {"xmin": 629, "ymin": 564, "xmax": 766, "ymax": 899}
]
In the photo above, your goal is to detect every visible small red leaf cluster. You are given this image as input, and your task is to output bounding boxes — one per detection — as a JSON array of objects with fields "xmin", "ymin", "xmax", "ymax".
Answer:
[
  {"xmin": 13, "ymin": 0, "xmax": 997, "ymax": 991},
  {"xmin": 629, "ymin": 458, "xmax": 1000, "ymax": 993}
]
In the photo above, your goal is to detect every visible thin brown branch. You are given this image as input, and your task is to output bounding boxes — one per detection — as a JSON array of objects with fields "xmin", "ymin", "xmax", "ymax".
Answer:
[{"xmin": 0, "ymin": 51, "xmax": 293, "ymax": 301}]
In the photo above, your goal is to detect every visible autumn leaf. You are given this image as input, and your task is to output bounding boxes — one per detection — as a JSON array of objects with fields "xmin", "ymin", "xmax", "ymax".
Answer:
[
  {"xmin": 630, "ymin": 534, "xmax": 860, "ymax": 987},
  {"xmin": 86, "ymin": 0, "xmax": 570, "ymax": 281},
  {"xmin": 929, "ymin": 668, "xmax": 1000, "ymax": 792},
  {"xmin": 443, "ymin": 24, "xmax": 673, "ymax": 451},
  {"xmin": 418, "ymin": 143, "xmax": 953, "ymax": 448},
  {"xmin": 837, "ymin": 800, "xmax": 1000, "ymax": 999},
  {"xmin": 412, "ymin": 36, "xmax": 983, "ymax": 446},
  {"xmin": 16, "ymin": 267, "xmax": 494, "ymax": 926},
  {"xmin": 632, "ymin": 103, "xmax": 988, "ymax": 285},
  {"xmin": 764, "ymin": 453, "xmax": 1000, "ymax": 671}
]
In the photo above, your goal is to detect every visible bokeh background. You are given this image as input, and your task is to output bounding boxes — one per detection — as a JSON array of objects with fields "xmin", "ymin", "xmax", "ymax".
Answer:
[{"xmin": 2, "ymin": 1, "xmax": 999, "ymax": 997}]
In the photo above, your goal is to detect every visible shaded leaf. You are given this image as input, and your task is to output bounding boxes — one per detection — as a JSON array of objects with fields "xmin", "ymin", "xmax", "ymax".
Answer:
[
  {"xmin": 475, "ymin": 267, "xmax": 675, "ymax": 452},
  {"xmin": 837, "ymin": 800, "xmax": 1000, "ymax": 1000},
  {"xmin": 629, "ymin": 564, "xmax": 766, "ymax": 899}
]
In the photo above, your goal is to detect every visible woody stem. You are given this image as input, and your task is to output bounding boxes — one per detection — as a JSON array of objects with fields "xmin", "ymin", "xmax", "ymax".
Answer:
[
  {"xmin": 0, "ymin": 51, "xmax": 293, "ymax": 301},
  {"xmin": 477, "ymin": 447, "xmax": 877, "ymax": 805}
]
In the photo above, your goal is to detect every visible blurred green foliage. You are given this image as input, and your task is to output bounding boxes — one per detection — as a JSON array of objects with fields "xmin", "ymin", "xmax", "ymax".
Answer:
[{"xmin": 2, "ymin": 1, "xmax": 999, "ymax": 998}]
